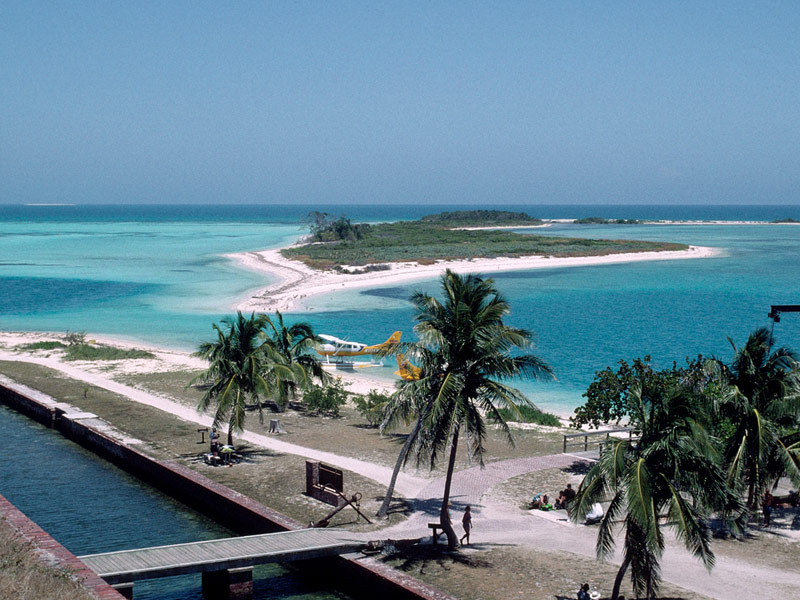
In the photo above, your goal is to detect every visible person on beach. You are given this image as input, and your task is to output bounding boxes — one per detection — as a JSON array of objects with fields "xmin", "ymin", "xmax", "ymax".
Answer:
[
  {"xmin": 460, "ymin": 505, "xmax": 472, "ymax": 545},
  {"xmin": 556, "ymin": 483, "xmax": 576, "ymax": 509},
  {"xmin": 762, "ymin": 490, "xmax": 774, "ymax": 527},
  {"xmin": 577, "ymin": 583, "xmax": 590, "ymax": 600}
]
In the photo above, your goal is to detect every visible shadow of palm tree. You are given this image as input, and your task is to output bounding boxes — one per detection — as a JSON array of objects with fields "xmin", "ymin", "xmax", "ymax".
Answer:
[
  {"xmin": 408, "ymin": 496, "xmax": 483, "ymax": 517},
  {"xmin": 386, "ymin": 543, "xmax": 493, "ymax": 574},
  {"xmin": 562, "ymin": 460, "xmax": 592, "ymax": 475}
]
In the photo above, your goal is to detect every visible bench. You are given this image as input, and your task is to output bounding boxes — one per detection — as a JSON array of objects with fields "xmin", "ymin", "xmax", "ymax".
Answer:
[{"xmin": 428, "ymin": 522, "xmax": 445, "ymax": 545}]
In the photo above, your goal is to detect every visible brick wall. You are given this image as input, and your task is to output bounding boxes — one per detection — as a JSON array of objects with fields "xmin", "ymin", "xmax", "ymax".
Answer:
[{"xmin": 0, "ymin": 494, "xmax": 126, "ymax": 600}]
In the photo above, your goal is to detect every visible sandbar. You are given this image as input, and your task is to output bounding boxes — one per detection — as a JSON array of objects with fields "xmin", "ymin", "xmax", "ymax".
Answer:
[{"xmin": 230, "ymin": 244, "xmax": 721, "ymax": 314}]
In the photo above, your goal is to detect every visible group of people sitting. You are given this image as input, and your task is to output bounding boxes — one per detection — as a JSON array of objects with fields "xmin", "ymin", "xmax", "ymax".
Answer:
[
  {"xmin": 531, "ymin": 484, "xmax": 577, "ymax": 512},
  {"xmin": 204, "ymin": 427, "xmax": 235, "ymax": 466},
  {"xmin": 530, "ymin": 483, "xmax": 604, "ymax": 524}
]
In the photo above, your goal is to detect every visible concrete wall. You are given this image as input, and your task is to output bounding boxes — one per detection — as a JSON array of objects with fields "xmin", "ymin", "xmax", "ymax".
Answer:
[{"xmin": 0, "ymin": 380, "xmax": 456, "ymax": 600}]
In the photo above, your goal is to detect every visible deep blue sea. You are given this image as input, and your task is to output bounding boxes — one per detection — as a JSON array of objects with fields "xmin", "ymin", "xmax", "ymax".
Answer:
[{"xmin": 2, "ymin": 203, "xmax": 799, "ymax": 416}]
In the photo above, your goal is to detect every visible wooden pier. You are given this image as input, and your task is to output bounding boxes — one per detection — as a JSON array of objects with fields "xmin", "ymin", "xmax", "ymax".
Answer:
[{"xmin": 79, "ymin": 528, "xmax": 365, "ymax": 598}]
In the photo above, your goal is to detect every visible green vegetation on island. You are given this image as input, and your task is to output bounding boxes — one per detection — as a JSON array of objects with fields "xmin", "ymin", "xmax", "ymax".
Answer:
[
  {"xmin": 772, "ymin": 217, "xmax": 799, "ymax": 223},
  {"xmin": 282, "ymin": 211, "xmax": 686, "ymax": 268},
  {"xmin": 419, "ymin": 209, "xmax": 543, "ymax": 226},
  {"xmin": 19, "ymin": 331, "xmax": 154, "ymax": 361}
]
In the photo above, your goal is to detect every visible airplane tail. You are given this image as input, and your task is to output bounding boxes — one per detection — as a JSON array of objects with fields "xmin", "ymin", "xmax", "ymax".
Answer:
[
  {"xmin": 365, "ymin": 331, "xmax": 402, "ymax": 351},
  {"xmin": 394, "ymin": 353, "xmax": 421, "ymax": 381},
  {"xmin": 385, "ymin": 331, "xmax": 402, "ymax": 345}
]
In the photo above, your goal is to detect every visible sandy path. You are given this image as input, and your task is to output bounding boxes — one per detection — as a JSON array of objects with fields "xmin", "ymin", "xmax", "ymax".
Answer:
[{"xmin": 230, "ymin": 245, "xmax": 721, "ymax": 314}]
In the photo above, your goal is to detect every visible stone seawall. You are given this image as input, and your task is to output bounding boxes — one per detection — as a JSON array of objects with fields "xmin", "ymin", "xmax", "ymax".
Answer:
[{"xmin": 0, "ymin": 379, "xmax": 456, "ymax": 600}]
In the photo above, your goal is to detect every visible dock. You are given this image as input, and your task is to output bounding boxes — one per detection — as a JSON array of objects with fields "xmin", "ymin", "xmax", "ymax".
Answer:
[{"xmin": 79, "ymin": 528, "xmax": 365, "ymax": 598}]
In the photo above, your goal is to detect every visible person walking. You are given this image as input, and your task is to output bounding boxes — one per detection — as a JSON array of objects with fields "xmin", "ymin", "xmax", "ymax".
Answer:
[
  {"xmin": 762, "ymin": 490, "xmax": 774, "ymax": 527},
  {"xmin": 460, "ymin": 505, "xmax": 472, "ymax": 545}
]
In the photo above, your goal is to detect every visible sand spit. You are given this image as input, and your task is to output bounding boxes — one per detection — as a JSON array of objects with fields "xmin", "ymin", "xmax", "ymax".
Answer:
[{"xmin": 231, "ymin": 245, "xmax": 721, "ymax": 314}]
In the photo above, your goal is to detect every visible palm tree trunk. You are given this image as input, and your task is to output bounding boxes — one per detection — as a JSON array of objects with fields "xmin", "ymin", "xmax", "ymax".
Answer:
[
  {"xmin": 747, "ymin": 476, "xmax": 756, "ymax": 510},
  {"xmin": 227, "ymin": 423, "xmax": 233, "ymax": 446},
  {"xmin": 377, "ymin": 417, "xmax": 422, "ymax": 518},
  {"xmin": 611, "ymin": 555, "xmax": 630, "ymax": 600},
  {"xmin": 440, "ymin": 426, "xmax": 460, "ymax": 549}
]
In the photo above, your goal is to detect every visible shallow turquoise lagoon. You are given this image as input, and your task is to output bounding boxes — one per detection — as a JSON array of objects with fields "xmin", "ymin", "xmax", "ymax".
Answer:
[{"xmin": 2, "ymin": 204, "xmax": 799, "ymax": 416}]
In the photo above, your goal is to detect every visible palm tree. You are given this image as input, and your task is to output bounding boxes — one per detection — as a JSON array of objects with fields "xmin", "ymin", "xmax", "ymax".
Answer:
[
  {"xmin": 397, "ymin": 270, "xmax": 552, "ymax": 547},
  {"xmin": 570, "ymin": 385, "xmax": 744, "ymax": 600},
  {"xmin": 376, "ymin": 345, "xmax": 437, "ymax": 518},
  {"xmin": 709, "ymin": 328, "xmax": 800, "ymax": 508},
  {"xmin": 191, "ymin": 312, "xmax": 275, "ymax": 445},
  {"xmin": 262, "ymin": 311, "xmax": 330, "ymax": 411}
]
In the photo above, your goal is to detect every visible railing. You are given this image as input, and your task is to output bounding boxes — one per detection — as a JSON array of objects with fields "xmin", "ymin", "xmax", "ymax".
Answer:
[{"xmin": 563, "ymin": 427, "xmax": 635, "ymax": 453}]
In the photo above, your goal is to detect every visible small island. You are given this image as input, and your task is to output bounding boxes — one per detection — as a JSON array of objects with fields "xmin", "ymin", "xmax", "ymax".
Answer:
[
  {"xmin": 227, "ymin": 210, "xmax": 715, "ymax": 314},
  {"xmin": 282, "ymin": 211, "xmax": 684, "ymax": 269}
]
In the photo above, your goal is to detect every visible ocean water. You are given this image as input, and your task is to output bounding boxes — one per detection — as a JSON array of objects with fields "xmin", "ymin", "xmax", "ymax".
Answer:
[{"xmin": 1, "ymin": 203, "xmax": 799, "ymax": 416}]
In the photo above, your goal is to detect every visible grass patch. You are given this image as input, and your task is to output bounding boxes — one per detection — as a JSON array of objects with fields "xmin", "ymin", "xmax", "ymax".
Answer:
[
  {"xmin": 0, "ymin": 518, "xmax": 96, "ymax": 600},
  {"xmin": 494, "ymin": 404, "xmax": 562, "ymax": 427},
  {"xmin": 282, "ymin": 212, "xmax": 687, "ymax": 268},
  {"xmin": 63, "ymin": 343, "xmax": 155, "ymax": 361},
  {"xmin": 18, "ymin": 341, "xmax": 67, "ymax": 351}
]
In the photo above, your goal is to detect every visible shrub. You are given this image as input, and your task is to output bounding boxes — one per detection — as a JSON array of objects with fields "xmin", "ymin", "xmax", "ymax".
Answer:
[
  {"xmin": 353, "ymin": 389, "xmax": 390, "ymax": 426},
  {"xmin": 64, "ymin": 344, "xmax": 155, "ymax": 361},
  {"xmin": 63, "ymin": 330, "xmax": 86, "ymax": 345},
  {"xmin": 493, "ymin": 404, "xmax": 562, "ymax": 427},
  {"xmin": 303, "ymin": 378, "xmax": 350, "ymax": 416},
  {"xmin": 19, "ymin": 341, "xmax": 66, "ymax": 351}
]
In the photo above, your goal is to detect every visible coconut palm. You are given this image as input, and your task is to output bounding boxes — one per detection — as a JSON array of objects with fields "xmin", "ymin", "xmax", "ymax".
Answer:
[
  {"xmin": 262, "ymin": 311, "xmax": 330, "ymax": 411},
  {"xmin": 397, "ymin": 270, "xmax": 552, "ymax": 547},
  {"xmin": 709, "ymin": 327, "xmax": 800, "ymax": 508},
  {"xmin": 570, "ymin": 384, "xmax": 745, "ymax": 600},
  {"xmin": 376, "ymin": 345, "xmax": 437, "ymax": 518},
  {"xmin": 191, "ymin": 312, "xmax": 276, "ymax": 445}
]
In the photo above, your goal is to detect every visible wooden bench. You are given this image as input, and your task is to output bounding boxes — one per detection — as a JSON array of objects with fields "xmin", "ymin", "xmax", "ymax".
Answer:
[{"xmin": 428, "ymin": 522, "xmax": 445, "ymax": 545}]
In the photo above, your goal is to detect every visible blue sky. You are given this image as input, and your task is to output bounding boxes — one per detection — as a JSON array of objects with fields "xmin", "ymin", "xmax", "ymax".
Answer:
[{"xmin": 2, "ymin": 2, "xmax": 798, "ymax": 205}]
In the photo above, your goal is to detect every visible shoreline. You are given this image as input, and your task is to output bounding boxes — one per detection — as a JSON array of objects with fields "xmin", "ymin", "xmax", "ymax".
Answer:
[{"xmin": 230, "ymin": 244, "xmax": 722, "ymax": 314}]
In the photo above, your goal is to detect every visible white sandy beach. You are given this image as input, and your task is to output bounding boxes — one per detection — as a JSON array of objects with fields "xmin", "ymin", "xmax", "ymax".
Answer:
[{"xmin": 231, "ymin": 244, "xmax": 721, "ymax": 314}]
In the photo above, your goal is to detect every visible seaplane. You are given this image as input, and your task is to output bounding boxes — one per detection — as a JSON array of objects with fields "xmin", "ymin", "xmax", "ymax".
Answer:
[
  {"xmin": 394, "ymin": 354, "xmax": 422, "ymax": 381},
  {"xmin": 315, "ymin": 331, "xmax": 402, "ymax": 364}
]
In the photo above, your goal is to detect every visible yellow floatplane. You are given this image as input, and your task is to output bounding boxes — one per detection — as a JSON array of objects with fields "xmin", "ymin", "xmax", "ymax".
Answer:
[{"xmin": 315, "ymin": 331, "xmax": 402, "ymax": 364}]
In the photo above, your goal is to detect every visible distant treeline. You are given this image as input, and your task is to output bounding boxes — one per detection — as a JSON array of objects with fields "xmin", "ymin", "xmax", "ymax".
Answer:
[{"xmin": 420, "ymin": 210, "xmax": 543, "ymax": 226}]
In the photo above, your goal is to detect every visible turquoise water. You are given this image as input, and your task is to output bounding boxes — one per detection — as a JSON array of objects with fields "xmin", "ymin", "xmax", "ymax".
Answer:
[
  {"xmin": 2, "ymin": 204, "xmax": 799, "ymax": 416},
  {"xmin": 0, "ymin": 404, "xmax": 350, "ymax": 599}
]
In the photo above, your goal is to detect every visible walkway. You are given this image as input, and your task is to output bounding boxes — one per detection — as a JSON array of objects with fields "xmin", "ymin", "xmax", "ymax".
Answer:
[{"xmin": 79, "ymin": 529, "xmax": 365, "ymax": 585}]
